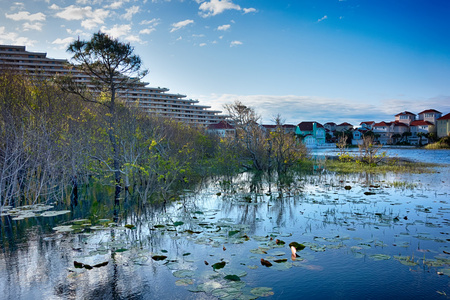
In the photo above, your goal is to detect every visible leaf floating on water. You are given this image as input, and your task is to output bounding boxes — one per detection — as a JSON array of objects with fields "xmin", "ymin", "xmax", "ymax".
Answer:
[
  {"xmin": 274, "ymin": 258, "xmax": 288, "ymax": 263},
  {"xmin": 173, "ymin": 270, "xmax": 195, "ymax": 278},
  {"xmin": 40, "ymin": 210, "xmax": 71, "ymax": 217},
  {"xmin": 124, "ymin": 224, "xmax": 136, "ymax": 229},
  {"xmin": 250, "ymin": 248, "xmax": 267, "ymax": 254},
  {"xmin": 344, "ymin": 186, "xmax": 352, "ymax": 190},
  {"xmin": 369, "ymin": 254, "xmax": 391, "ymax": 261},
  {"xmin": 224, "ymin": 274, "xmax": 241, "ymax": 281},
  {"xmin": 74, "ymin": 261, "xmax": 84, "ymax": 268},
  {"xmin": 154, "ymin": 225, "xmax": 165, "ymax": 228},
  {"xmin": 393, "ymin": 255, "xmax": 418, "ymax": 266},
  {"xmin": 289, "ymin": 242, "xmax": 306, "ymax": 251},
  {"xmin": 53, "ymin": 225, "xmax": 74, "ymax": 232},
  {"xmin": 260, "ymin": 259, "xmax": 272, "ymax": 267},
  {"xmin": 228, "ymin": 230, "xmax": 240, "ymax": 237},
  {"xmin": 275, "ymin": 239, "xmax": 285, "ymax": 245},
  {"xmin": 212, "ymin": 261, "xmax": 226, "ymax": 271},
  {"xmin": 182, "ymin": 252, "xmax": 191, "ymax": 256},
  {"xmin": 93, "ymin": 261, "xmax": 109, "ymax": 268},
  {"xmin": 364, "ymin": 192, "xmax": 376, "ymax": 196},
  {"xmin": 151, "ymin": 255, "xmax": 168, "ymax": 261},
  {"xmin": 175, "ymin": 279, "xmax": 194, "ymax": 286},
  {"xmin": 251, "ymin": 287, "xmax": 274, "ymax": 297},
  {"xmin": 173, "ymin": 221, "xmax": 184, "ymax": 226}
]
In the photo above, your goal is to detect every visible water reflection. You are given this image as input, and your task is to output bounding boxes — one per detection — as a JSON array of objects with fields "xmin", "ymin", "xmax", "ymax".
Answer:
[{"xmin": 1, "ymin": 167, "xmax": 449, "ymax": 299}]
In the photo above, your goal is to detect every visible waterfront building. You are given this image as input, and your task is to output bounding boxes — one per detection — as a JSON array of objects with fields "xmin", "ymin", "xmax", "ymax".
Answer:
[
  {"xmin": 437, "ymin": 113, "xmax": 450, "ymax": 138},
  {"xmin": 395, "ymin": 111, "xmax": 416, "ymax": 126},
  {"xmin": 0, "ymin": 44, "xmax": 225, "ymax": 125},
  {"xmin": 335, "ymin": 122, "xmax": 353, "ymax": 132},
  {"xmin": 417, "ymin": 109, "xmax": 442, "ymax": 125},
  {"xmin": 295, "ymin": 121, "xmax": 326, "ymax": 146}
]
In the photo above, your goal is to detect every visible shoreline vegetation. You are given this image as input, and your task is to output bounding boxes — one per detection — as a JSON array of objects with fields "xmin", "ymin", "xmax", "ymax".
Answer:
[{"xmin": 0, "ymin": 33, "xmax": 448, "ymax": 209}]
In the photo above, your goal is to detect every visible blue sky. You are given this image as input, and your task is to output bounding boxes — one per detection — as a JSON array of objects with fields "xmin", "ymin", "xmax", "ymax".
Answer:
[{"xmin": 1, "ymin": 0, "xmax": 449, "ymax": 125}]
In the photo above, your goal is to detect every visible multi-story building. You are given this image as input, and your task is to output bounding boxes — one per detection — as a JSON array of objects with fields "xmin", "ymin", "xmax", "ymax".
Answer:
[
  {"xmin": 417, "ymin": 109, "xmax": 442, "ymax": 125},
  {"xmin": 395, "ymin": 111, "xmax": 416, "ymax": 126},
  {"xmin": 437, "ymin": 113, "xmax": 450, "ymax": 138},
  {"xmin": 0, "ymin": 44, "xmax": 225, "ymax": 125}
]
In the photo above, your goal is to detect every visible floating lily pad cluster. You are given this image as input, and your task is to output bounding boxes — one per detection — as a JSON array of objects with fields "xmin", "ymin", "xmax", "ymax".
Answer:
[{"xmin": 0, "ymin": 204, "xmax": 70, "ymax": 220}]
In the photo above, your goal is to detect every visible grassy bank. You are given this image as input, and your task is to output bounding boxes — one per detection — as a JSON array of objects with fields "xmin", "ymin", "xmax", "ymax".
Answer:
[{"xmin": 322, "ymin": 159, "xmax": 436, "ymax": 174}]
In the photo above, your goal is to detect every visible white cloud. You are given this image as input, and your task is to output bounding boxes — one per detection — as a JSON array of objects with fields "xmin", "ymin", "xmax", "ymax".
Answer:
[
  {"xmin": 53, "ymin": 5, "xmax": 109, "ymax": 29},
  {"xmin": 54, "ymin": 5, "xmax": 92, "ymax": 20},
  {"xmin": 140, "ymin": 18, "xmax": 159, "ymax": 25},
  {"xmin": 140, "ymin": 28, "xmax": 155, "ymax": 34},
  {"xmin": 318, "ymin": 15, "xmax": 328, "ymax": 22},
  {"xmin": 11, "ymin": 2, "xmax": 25, "ymax": 10},
  {"xmin": 125, "ymin": 35, "xmax": 142, "ymax": 43},
  {"xmin": 107, "ymin": 1, "xmax": 125, "ymax": 9},
  {"xmin": 66, "ymin": 28, "xmax": 85, "ymax": 35},
  {"xmin": 170, "ymin": 19, "xmax": 194, "ymax": 32},
  {"xmin": 5, "ymin": 11, "xmax": 46, "ymax": 22},
  {"xmin": 49, "ymin": 4, "xmax": 60, "ymax": 10},
  {"xmin": 23, "ymin": 22, "xmax": 44, "ymax": 31},
  {"xmin": 0, "ymin": 26, "xmax": 37, "ymax": 46},
  {"xmin": 199, "ymin": 43, "xmax": 207, "ymax": 47},
  {"xmin": 217, "ymin": 24, "xmax": 230, "ymax": 31},
  {"xmin": 100, "ymin": 24, "xmax": 132, "ymax": 38},
  {"xmin": 52, "ymin": 37, "xmax": 76, "ymax": 49},
  {"xmin": 230, "ymin": 40, "xmax": 242, "ymax": 47},
  {"xmin": 54, "ymin": 5, "xmax": 108, "ymax": 29},
  {"xmin": 139, "ymin": 18, "xmax": 159, "ymax": 34},
  {"xmin": 199, "ymin": 0, "xmax": 241, "ymax": 17},
  {"xmin": 243, "ymin": 8, "xmax": 257, "ymax": 14},
  {"xmin": 123, "ymin": 5, "xmax": 139, "ymax": 21}
]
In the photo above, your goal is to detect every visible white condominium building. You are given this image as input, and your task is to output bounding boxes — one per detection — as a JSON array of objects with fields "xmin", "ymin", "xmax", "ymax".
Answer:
[{"xmin": 0, "ymin": 44, "xmax": 225, "ymax": 125}]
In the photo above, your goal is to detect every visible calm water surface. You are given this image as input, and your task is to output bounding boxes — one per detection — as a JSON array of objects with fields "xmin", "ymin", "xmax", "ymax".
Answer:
[{"xmin": 0, "ymin": 149, "xmax": 449, "ymax": 299}]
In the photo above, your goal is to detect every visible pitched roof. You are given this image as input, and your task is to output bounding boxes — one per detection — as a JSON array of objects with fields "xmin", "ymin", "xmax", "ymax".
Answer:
[
  {"xmin": 324, "ymin": 122, "xmax": 336, "ymax": 126},
  {"xmin": 207, "ymin": 121, "xmax": 234, "ymax": 130},
  {"xmin": 395, "ymin": 111, "xmax": 416, "ymax": 116},
  {"xmin": 418, "ymin": 109, "xmax": 441, "ymax": 114},
  {"xmin": 410, "ymin": 120, "xmax": 433, "ymax": 126},
  {"xmin": 374, "ymin": 121, "xmax": 391, "ymax": 127},
  {"xmin": 282, "ymin": 124, "xmax": 296, "ymax": 128},
  {"xmin": 437, "ymin": 113, "xmax": 450, "ymax": 120},
  {"xmin": 297, "ymin": 121, "xmax": 324, "ymax": 131},
  {"xmin": 337, "ymin": 122, "xmax": 353, "ymax": 127},
  {"xmin": 392, "ymin": 121, "xmax": 409, "ymax": 127},
  {"xmin": 360, "ymin": 121, "xmax": 375, "ymax": 125}
]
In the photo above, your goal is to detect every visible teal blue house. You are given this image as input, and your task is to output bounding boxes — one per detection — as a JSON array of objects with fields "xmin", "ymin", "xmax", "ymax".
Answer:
[{"xmin": 295, "ymin": 122, "xmax": 326, "ymax": 146}]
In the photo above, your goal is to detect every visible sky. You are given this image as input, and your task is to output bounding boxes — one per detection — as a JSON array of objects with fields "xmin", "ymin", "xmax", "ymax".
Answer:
[{"xmin": 1, "ymin": 0, "xmax": 449, "ymax": 125}]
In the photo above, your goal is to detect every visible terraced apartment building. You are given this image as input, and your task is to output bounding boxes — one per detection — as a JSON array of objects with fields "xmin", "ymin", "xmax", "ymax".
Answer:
[{"xmin": 0, "ymin": 44, "xmax": 226, "ymax": 125}]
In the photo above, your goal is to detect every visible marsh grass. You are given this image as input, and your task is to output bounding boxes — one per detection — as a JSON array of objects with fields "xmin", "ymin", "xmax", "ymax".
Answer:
[
  {"xmin": 323, "ymin": 159, "xmax": 436, "ymax": 174},
  {"xmin": 425, "ymin": 143, "xmax": 450, "ymax": 149}
]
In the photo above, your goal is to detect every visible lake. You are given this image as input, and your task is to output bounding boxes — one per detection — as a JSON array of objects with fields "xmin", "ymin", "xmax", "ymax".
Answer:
[{"xmin": 0, "ymin": 149, "xmax": 449, "ymax": 299}]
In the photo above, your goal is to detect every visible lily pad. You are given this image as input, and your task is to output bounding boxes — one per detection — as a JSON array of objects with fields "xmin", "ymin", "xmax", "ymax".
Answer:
[
  {"xmin": 40, "ymin": 210, "xmax": 71, "ymax": 217},
  {"xmin": 173, "ymin": 269, "xmax": 195, "ymax": 278},
  {"xmin": 212, "ymin": 261, "xmax": 226, "ymax": 271},
  {"xmin": 370, "ymin": 254, "xmax": 391, "ymax": 261},
  {"xmin": 175, "ymin": 279, "xmax": 193, "ymax": 286},
  {"xmin": 152, "ymin": 255, "xmax": 168, "ymax": 261},
  {"xmin": 289, "ymin": 242, "xmax": 306, "ymax": 251},
  {"xmin": 224, "ymin": 274, "xmax": 241, "ymax": 281},
  {"xmin": 251, "ymin": 287, "xmax": 274, "ymax": 297}
]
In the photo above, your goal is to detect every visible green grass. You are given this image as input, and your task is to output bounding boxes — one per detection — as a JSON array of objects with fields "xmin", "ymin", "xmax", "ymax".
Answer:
[
  {"xmin": 425, "ymin": 143, "xmax": 450, "ymax": 149},
  {"xmin": 323, "ymin": 159, "xmax": 436, "ymax": 174}
]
